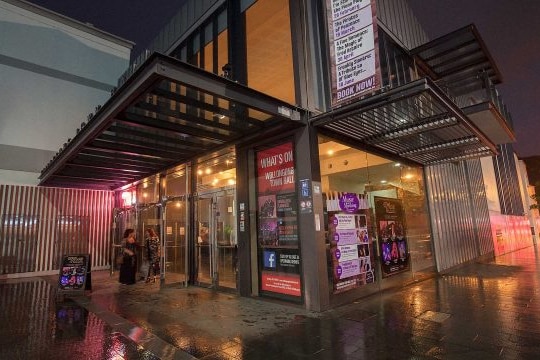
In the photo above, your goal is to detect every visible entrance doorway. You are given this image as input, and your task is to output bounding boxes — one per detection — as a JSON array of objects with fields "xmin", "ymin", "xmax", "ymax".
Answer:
[
  {"xmin": 163, "ymin": 196, "xmax": 189, "ymax": 285},
  {"xmin": 195, "ymin": 188, "xmax": 237, "ymax": 290}
]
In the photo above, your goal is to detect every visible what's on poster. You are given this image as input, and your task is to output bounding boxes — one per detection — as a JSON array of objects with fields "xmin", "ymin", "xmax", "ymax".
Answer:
[
  {"xmin": 374, "ymin": 197, "xmax": 410, "ymax": 277},
  {"xmin": 256, "ymin": 142, "xmax": 302, "ymax": 300},
  {"xmin": 326, "ymin": 192, "xmax": 375, "ymax": 294}
]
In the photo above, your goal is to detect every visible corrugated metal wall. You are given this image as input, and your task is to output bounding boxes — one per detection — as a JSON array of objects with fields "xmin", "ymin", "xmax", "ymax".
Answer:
[
  {"xmin": 425, "ymin": 159, "xmax": 493, "ymax": 271},
  {"xmin": 494, "ymin": 144, "xmax": 525, "ymax": 216},
  {"xmin": 376, "ymin": 0, "xmax": 429, "ymax": 50},
  {"xmin": 466, "ymin": 159, "xmax": 495, "ymax": 256},
  {"xmin": 0, "ymin": 185, "xmax": 113, "ymax": 276}
]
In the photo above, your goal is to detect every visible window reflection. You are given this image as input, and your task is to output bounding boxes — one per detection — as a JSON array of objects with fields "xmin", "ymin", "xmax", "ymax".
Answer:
[{"xmin": 245, "ymin": 0, "xmax": 295, "ymax": 104}]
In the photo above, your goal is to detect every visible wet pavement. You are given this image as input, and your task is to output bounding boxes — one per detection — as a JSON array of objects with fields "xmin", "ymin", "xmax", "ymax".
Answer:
[{"xmin": 2, "ymin": 245, "xmax": 540, "ymax": 359}]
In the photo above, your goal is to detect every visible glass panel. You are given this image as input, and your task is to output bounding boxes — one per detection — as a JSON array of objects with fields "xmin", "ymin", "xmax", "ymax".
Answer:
[
  {"xmin": 195, "ymin": 149, "xmax": 237, "ymax": 290},
  {"xmin": 165, "ymin": 168, "xmax": 187, "ymax": 198},
  {"xmin": 138, "ymin": 206, "xmax": 160, "ymax": 281},
  {"xmin": 204, "ymin": 27, "xmax": 213, "ymax": 73},
  {"xmin": 217, "ymin": 29, "xmax": 228, "ymax": 77},
  {"xmin": 246, "ymin": 0, "xmax": 296, "ymax": 104},
  {"xmin": 137, "ymin": 176, "xmax": 159, "ymax": 204},
  {"xmin": 164, "ymin": 199, "xmax": 188, "ymax": 284},
  {"xmin": 318, "ymin": 135, "xmax": 434, "ymax": 297},
  {"xmin": 196, "ymin": 196, "xmax": 213, "ymax": 285}
]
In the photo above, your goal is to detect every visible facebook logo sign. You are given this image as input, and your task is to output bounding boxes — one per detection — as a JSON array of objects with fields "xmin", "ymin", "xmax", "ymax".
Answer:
[{"xmin": 263, "ymin": 250, "xmax": 277, "ymax": 268}]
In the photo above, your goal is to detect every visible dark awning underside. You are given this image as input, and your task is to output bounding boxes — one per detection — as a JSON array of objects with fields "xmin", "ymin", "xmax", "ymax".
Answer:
[
  {"xmin": 312, "ymin": 78, "xmax": 497, "ymax": 165},
  {"xmin": 410, "ymin": 24, "xmax": 502, "ymax": 96},
  {"xmin": 39, "ymin": 53, "xmax": 304, "ymax": 190}
]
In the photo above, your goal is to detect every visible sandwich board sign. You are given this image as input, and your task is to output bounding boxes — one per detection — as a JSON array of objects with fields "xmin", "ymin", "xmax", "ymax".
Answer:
[{"xmin": 57, "ymin": 254, "xmax": 91, "ymax": 297}]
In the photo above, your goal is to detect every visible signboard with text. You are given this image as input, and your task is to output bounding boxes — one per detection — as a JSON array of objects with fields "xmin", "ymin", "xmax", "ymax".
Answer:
[
  {"xmin": 326, "ymin": 0, "xmax": 381, "ymax": 106},
  {"xmin": 257, "ymin": 142, "xmax": 302, "ymax": 301},
  {"xmin": 58, "ymin": 254, "xmax": 91, "ymax": 293}
]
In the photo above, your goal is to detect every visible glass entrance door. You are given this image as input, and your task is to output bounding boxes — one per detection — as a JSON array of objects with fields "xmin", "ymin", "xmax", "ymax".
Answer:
[
  {"xmin": 196, "ymin": 189, "xmax": 237, "ymax": 289},
  {"xmin": 164, "ymin": 196, "xmax": 188, "ymax": 285}
]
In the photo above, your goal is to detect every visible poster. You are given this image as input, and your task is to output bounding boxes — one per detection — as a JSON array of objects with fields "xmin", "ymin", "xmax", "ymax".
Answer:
[
  {"xmin": 326, "ymin": 0, "xmax": 381, "ymax": 106},
  {"xmin": 257, "ymin": 142, "xmax": 302, "ymax": 300},
  {"xmin": 374, "ymin": 197, "xmax": 410, "ymax": 277},
  {"xmin": 58, "ymin": 254, "xmax": 91, "ymax": 292},
  {"xmin": 326, "ymin": 192, "xmax": 375, "ymax": 294}
]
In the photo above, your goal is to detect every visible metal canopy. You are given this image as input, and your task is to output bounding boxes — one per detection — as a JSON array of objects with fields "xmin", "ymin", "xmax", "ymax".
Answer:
[
  {"xmin": 39, "ymin": 53, "xmax": 304, "ymax": 190},
  {"xmin": 311, "ymin": 78, "xmax": 497, "ymax": 165},
  {"xmin": 410, "ymin": 24, "xmax": 502, "ymax": 96}
]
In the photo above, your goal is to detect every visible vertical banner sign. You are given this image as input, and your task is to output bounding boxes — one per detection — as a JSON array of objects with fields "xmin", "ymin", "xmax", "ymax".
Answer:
[
  {"xmin": 257, "ymin": 142, "xmax": 302, "ymax": 300},
  {"xmin": 374, "ymin": 197, "xmax": 410, "ymax": 277},
  {"xmin": 326, "ymin": 0, "xmax": 380, "ymax": 106}
]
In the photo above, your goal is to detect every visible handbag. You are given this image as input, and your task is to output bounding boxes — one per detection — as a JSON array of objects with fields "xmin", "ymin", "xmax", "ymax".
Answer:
[{"xmin": 116, "ymin": 254, "xmax": 124, "ymax": 265}]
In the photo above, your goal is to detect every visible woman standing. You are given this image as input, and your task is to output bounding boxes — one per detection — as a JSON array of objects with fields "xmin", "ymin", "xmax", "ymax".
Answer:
[
  {"xmin": 144, "ymin": 228, "xmax": 161, "ymax": 283},
  {"xmin": 119, "ymin": 228, "xmax": 138, "ymax": 285}
]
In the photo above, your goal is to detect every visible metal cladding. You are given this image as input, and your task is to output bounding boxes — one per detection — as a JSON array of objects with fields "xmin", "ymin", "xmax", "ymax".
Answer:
[
  {"xmin": 424, "ymin": 159, "xmax": 493, "ymax": 271},
  {"xmin": 0, "ymin": 184, "xmax": 113, "ymax": 275}
]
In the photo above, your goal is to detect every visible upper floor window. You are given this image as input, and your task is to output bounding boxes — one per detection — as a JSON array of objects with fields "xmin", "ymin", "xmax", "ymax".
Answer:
[{"xmin": 245, "ymin": 0, "xmax": 296, "ymax": 104}]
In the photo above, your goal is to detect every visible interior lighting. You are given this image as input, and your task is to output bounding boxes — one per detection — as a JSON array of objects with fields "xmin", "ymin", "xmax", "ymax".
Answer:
[
  {"xmin": 404, "ymin": 173, "xmax": 414, "ymax": 180},
  {"xmin": 197, "ymin": 169, "xmax": 203, "ymax": 176},
  {"xmin": 205, "ymin": 168, "xmax": 212, "ymax": 175},
  {"xmin": 212, "ymin": 178, "xmax": 219, "ymax": 186},
  {"xmin": 380, "ymin": 180, "xmax": 387, "ymax": 184},
  {"xmin": 394, "ymin": 163, "xmax": 401, "ymax": 167},
  {"xmin": 228, "ymin": 178, "xmax": 236, "ymax": 185},
  {"xmin": 327, "ymin": 149, "xmax": 334, "ymax": 156},
  {"xmin": 176, "ymin": 202, "xmax": 182, "ymax": 208}
]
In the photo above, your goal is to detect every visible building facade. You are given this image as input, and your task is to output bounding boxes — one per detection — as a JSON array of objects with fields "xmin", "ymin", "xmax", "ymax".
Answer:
[
  {"xmin": 2, "ymin": 0, "xmax": 535, "ymax": 311},
  {"xmin": 0, "ymin": 0, "xmax": 131, "ymax": 274}
]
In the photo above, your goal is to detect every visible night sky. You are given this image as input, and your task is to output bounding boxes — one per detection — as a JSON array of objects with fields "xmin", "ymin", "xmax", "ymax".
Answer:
[
  {"xmin": 408, "ymin": 0, "xmax": 540, "ymax": 158},
  {"xmin": 23, "ymin": 0, "xmax": 540, "ymax": 157}
]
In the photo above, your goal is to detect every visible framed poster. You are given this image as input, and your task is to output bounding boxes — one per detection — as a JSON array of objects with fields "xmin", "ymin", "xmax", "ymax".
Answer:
[
  {"xmin": 256, "ymin": 142, "xmax": 302, "ymax": 301},
  {"xmin": 326, "ymin": 192, "xmax": 376, "ymax": 294},
  {"xmin": 374, "ymin": 197, "xmax": 410, "ymax": 277}
]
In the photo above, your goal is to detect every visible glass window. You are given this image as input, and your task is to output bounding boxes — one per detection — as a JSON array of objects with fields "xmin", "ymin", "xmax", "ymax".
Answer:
[
  {"xmin": 245, "ymin": 0, "xmax": 296, "ymax": 104},
  {"xmin": 318, "ymin": 135, "xmax": 434, "ymax": 295},
  {"xmin": 137, "ymin": 176, "xmax": 159, "ymax": 204},
  {"xmin": 196, "ymin": 150, "xmax": 236, "ymax": 192},
  {"xmin": 204, "ymin": 23, "xmax": 213, "ymax": 73},
  {"xmin": 165, "ymin": 168, "xmax": 187, "ymax": 198}
]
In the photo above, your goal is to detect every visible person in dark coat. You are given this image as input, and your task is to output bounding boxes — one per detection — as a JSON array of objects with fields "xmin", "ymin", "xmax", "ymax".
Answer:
[
  {"xmin": 144, "ymin": 228, "xmax": 161, "ymax": 283},
  {"xmin": 119, "ymin": 228, "xmax": 138, "ymax": 285}
]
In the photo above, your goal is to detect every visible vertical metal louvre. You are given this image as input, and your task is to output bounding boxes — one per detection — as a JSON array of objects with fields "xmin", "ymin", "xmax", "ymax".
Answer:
[
  {"xmin": 465, "ymin": 158, "xmax": 494, "ymax": 256},
  {"xmin": 0, "ymin": 185, "xmax": 113, "ymax": 276},
  {"xmin": 425, "ymin": 162, "xmax": 483, "ymax": 271},
  {"xmin": 376, "ymin": 0, "xmax": 429, "ymax": 50},
  {"xmin": 494, "ymin": 144, "xmax": 524, "ymax": 216}
]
